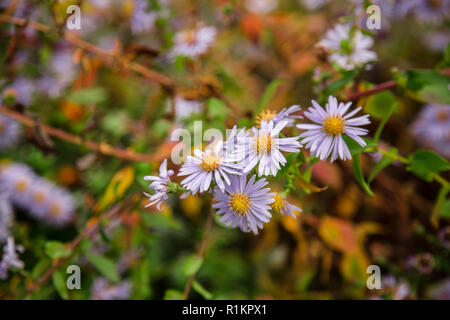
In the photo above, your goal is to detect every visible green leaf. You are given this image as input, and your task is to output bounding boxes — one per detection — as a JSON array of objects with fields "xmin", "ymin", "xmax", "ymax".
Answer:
[
  {"xmin": 343, "ymin": 136, "xmax": 377, "ymax": 156},
  {"xmin": 254, "ymin": 79, "xmax": 283, "ymax": 116},
  {"xmin": 52, "ymin": 270, "xmax": 69, "ymax": 300},
  {"xmin": 183, "ymin": 255, "xmax": 203, "ymax": 277},
  {"xmin": 164, "ymin": 289, "xmax": 184, "ymax": 300},
  {"xmin": 207, "ymin": 98, "xmax": 229, "ymax": 120},
  {"xmin": 442, "ymin": 200, "xmax": 450, "ymax": 219},
  {"xmin": 353, "ymin": 154, "xmax": 374, "ymax": 196},
  {"xmin": 368, "ymin": 148, "xmax": 397, "ymax": 183},
  {"xmin": 67, "ymin": 87, "xmax": 108, "ymax": 105},
  {"xmin": 407, "ymin": 149, "xmax": 450, "ymax": 182},
  {"xmin": 324, "ymin": 70, "xmax": 356, "ymax": 96},
  {"xmin": 85, "ymin": 252, "xmax": 119, "ymax": 283},
  {"xmin": 192, "ymin": 280, "xmax": 213, "ymax": 299},
  {"xmin": 141, "ymin": 213, "xmax": 182, "ymax": 230},
  {"xmin": 45, "ymin": 241, "xmax": 72, "ymax": 259},
  {"xmin": 402, "ymin": 70, "xmax": 450, "ymax": 104},
  {"xmin": 364, "ymin": 91, "xmax": 398, "ymax": 141}
]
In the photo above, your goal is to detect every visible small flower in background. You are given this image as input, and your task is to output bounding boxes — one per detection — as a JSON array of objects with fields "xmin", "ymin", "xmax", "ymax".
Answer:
[
  {"xmin": 0, "ymin": 115, "xmax": 21, "ymax": 149},
  {"xmin": 179, "ymin": 140, "xmax": 242, "ymax": 194},
  {"xmin": 3, "ymin": 78, "xmax": 35, "ymax": 105},
  {"xmin": 245, "ymin": 0, "xmax": 278, "ymax": 15},
  {"xmin": 144, "ymin": 159, "xmax": 174, "ymax": 210},
  {"xmin": 397, "ymin": 0, "xmax": 450, "ymax": 24},
  {"xmin": 240, "ymin": 120, "xmax": 302, "ymax": 176},
  {"xmin": 438, "ymin": 226, "xmax": 450, "ymax": 250},
  {"xmin": 428, "ymin": 278, "xmax": 450, "ymax": 300},
  {"xmin": 0, "ymin": 237, "xmax": 24, "ymax": 280},
  {"xmin": 406, "ymin": 252, "xmax": 435, "ymax": 275},
  {"xmin": 297, "ymin": 96, "xmax": 370, "ymax": 162},
  {"xmin": 172, "ymin": 96, "xmax": 203, "ymax": 121},
  {"xmin": 318, "ymin": 23, "xmax": 377, "ymax": 70},
  {"xmin": 0, "ymin": 162, "xmax": 76, "ymax": 227},
  {"xmin": 213, "ymin": 174, "xmax": 274, "ymax": 235},
  {"xmin": 255, "ymin": 105, "xmax": 302, "ymax": 128},
  {"xmin": 170, "ymin": 26, "xmax": 217, "ymax": 59},
  {"xmin": 270, "ymin": 193, "xmax": 301, "ymax": 218},
  {"xmin": 0, "ymin": 196, "xmax": 13, "ymax": 242},
  {"xmin": 131, "ymin": 0, "xmax": 157, "ymax": 34},
  {"xmin": 373, "ymin": 274, "xmax": 412, "ymax": 300},
  {"xmin": 91, "ymin": 277, "xmax": 131, "ymax": 300},
  {"xmin": 410, "ymin": 104, "xmax": 450, "ymax": 159}
]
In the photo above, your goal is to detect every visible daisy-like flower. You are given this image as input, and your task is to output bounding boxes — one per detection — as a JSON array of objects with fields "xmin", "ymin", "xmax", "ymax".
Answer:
[
  {"xmin": 0, "ymin": 115, "xmax": 21, "ymax": 149},
  {"xmin": 144, "ymin": 159, "xmax": 174, "ymax": 210},
  {"xmin": 170, "ymin": 26, "xmax": 217, "ymax": 59},
  {"xmin": 213, "ymin": 174, "xmax": 274, "ymax": 235},
  {"xmin": 319, "ymin": 23, "xmax": 377, "ymax": 70},
  {"xmin": 271, "ymin": 193, "xmax": 301, "ymax": 218},
  {"xmin": 179, "ymin": 139, "xmax": 242, "ymax": 194},
  {"xmin": 40, "ymin": 186, "xmax": 75, "ymax": 227},
  {"xmin": 398, "ymin": 0, "xmax": 450, "ymax": 23},
  {"xmin": 0, "ymin": 237, "xmax": 24, "ymax": 280},
  {"xmin": 172, "ymin": 96, "xmax": 203, "ymax": 121},
  {"xmin": 3, "ymin": 78, "xmax": 35, "ymax": 105},
  {"xmin": 131, "ymin": 0, "xmax": 157, "ymax": 34},
  {"xmin": 239, "ymin": 120, "xmax": 302, "ymax": 176},
  {"xmin": 255, "ymin": 105, "xmax": 302, "ymax": 128},
  {"xmin": 410, "ymin": 104, "xmax": 450, "ymax": 159},
  {"xmin": 245, "ymin": 0, "xmax": 278, "ymax": 14},
  {"xmin": 0, "ymin": 163, "xmax": 35, "ymax": 209},
  {"xmin": 296, "ymin": 96, "xmax": 370, "ymax": 162}
]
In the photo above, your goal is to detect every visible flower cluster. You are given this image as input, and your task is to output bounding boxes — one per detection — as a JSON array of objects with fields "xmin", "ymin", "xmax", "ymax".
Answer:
[
  {"xmin": 0, "ymin": 237, "xmax": 24, "ymax": 280},
  {"xmin": 0, "ymin": 162, "xmax": 75, "ymax": 227},
  {"xmin": 144, "ymin": 96, "xmax": 370, "ymax": 234}
]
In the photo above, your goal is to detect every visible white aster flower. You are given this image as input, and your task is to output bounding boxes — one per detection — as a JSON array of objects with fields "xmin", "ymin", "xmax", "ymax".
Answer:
[
  {"xmin": 0, "ymin": 196, "xmax": 13, "ymax": 242},
  {"xmin": 319, "ymin": 23, "xmax": 377, "ymax": 70},
  {"xmin": 245, "ymin": 0, "xmax": 278, "ymax": 14},
  {"xmin": 0, "ymin": 115, "xmax": 21, "ymax": 149},
  {"xmin": 255, "ymin": 105, "xmax": 302, "ymax": 128},
  {"xmin": 144, "ymin": 159, "xmax": 173, "ymax": 210},
  {"xmin": 271, "ymin": 193, "xmax": 301, "ymax": 218},
  {"xmin": 170, "ymin": 26, "xmax": 217, "ymax": 59},
  {"xmin": 131, "ymin": 0, "xmax": 157, "ymax": 34},
  {"xmin": 297, "ymin": 96, "xmax": 370, "ymax": 162},
  {"xmin": 179, "ymin": 138, "xmax": 242, "ymax": 194},
  {"xmin": 172, "ymin": 96, "xmax": 203, "ymax": 121},
  {"xmin": 239, "ymin": 120, "xmax": 302, "ymax": 177},
  {"xmin": 41, "ymin": 186, "xmax": 75, "ymax": 227}
]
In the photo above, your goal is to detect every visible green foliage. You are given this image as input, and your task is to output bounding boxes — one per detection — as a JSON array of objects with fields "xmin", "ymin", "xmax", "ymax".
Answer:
[
  {"xmin": 407, "ymin": 149, "xmax": 450, "ymax": 182},
  {"xmin": 400, "ymin": 69, "xmax": 450, "ymax": 104},
  {"xmin": 254, "ymin": 79, "xmax": 284, "ymax": 116},
  {"xmin": 67, "ymin": 87, "xmax": 108, "ymax": 105},
  {"xmin": 183, "ymin": 255, "xmax": 203, "ymax": 277},
  {"xmin": 85, "ymin": 251, "xmax": 120, "ymax": 283},
  {"xmin": 45, "ymin": 241, "xmax": 72, "ymax": 259},
  {"xmin": 52, "ymin": 270, "xmax": 69, "ymax": 300}
]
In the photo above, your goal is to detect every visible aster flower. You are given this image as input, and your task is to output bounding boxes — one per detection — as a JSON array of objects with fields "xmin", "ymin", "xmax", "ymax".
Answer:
[
  {"xmin": 131, "ymin": 0, "xmax": 157, "ymax": 34},
  {"xmin": 41, "ymin": 186, "xmax": 75, "ymax": 227},
  {"xmin": 296, "ymin": 96, "xmax": 370, "ymax": 162},
  {"xmin": 319, "ymin": 23, "xmax": 377, "ymax": 70},
  {"xmin": 0, "ymin": 163, "xmax": 35, "ymax": 209},
  {"xmin": 410, "ymin": 104, "xmax": 450, "ymax": 159},
  {"xmin": 238, "ymin": 120, "xmax": 302, "ymax": 176},
  {"xmin": 0, "ymin": 237, "xmax": 24, "ymax": 280},
  {"xmin": 0, "ymin": 115, "xmax": 21, "ymax": 149},
  {"xmin": 398, "ymin": 0, "xmax": 450, "ymax": 23},
  {"xmin": 245, "ymin": 0, "xmax": 278, "ymax": 14},
  {"xmin": 170, "ymin": 26, "xmax": 217, "ymax": 59},
  {"xmin": 212, "ymin": 174, "xmax": 274, "ymax": 235},
  {"xmin": 91, "ymin": 277, "xmax": 131, "ymax": 300},
  {"xmin": 255, "ymin": 105, "xmax": 302, "ymax": 128},
  {"xmin": 172, "ymin": 96, "xmax": 203, "ymax": 121},
  {"xmin": 300, "ymin": 0, "xmax": 330, "ymax": 11},
  {"xmin": 144, "ymin": 159, "xmax": 174, "ymax": 210},
  {"xmin": 271, "ymin": 193, "xmax": 301, "ymax": 218},
  {"xmin": 3, "ymin": 78, "xmax": 35, "ymax": 105},
  {"xmin": 179, "ymin": 139, "xmax": 242, "ymax": 194}
]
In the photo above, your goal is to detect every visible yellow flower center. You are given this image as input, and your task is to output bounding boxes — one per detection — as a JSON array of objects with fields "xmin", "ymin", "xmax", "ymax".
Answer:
[
  {"xmin": 33, "ymin": 192, "xmax": 46, "ymax": 203},
  {"xmin": 183, "ymin": 30, "xmax": 197, "ymax": 44},
  {"xmin": 255, "ymin": 109, "xmax": 277, "ymax": 128},
  {"xmin": 15, "ymin": 180, "xmax": 28, "ymax": 193},
  {"xmin": 50, "ymin": 203, "xmax": 62, "ymax": 217},
  {"xmin": 229, "ymin": 193, "xmax": 251, "ymax": 216},
  {"xmin": 256, "ymin": 133, "xmax": 272, "ymax": 154},
  {"xmin": 437, "ymin": 110, "xmax": 448, "ymax": 122},
  {"xmin": 200, "ymin": 154, "xmax": 221, "ymax": 171},
  {"xmin": 271, "ymin": 194, "xmax": 286, "ymax": 214},
  {"xmin": 323, "ymin": 116, "xmax": 345, "ymax": 136}
]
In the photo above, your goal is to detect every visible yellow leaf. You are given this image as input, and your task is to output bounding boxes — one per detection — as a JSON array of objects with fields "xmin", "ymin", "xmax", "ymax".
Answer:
[
  {"xmin": 319, "ymin": 216, "xmax": 358, "ymax": 254},
  {"xmin": 296, "ymin": 177, "xmax": 328, "ymax": 193},
  {"xmin": 96, "ymin": 166, "xmax": 134, "ymax": 212}
]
